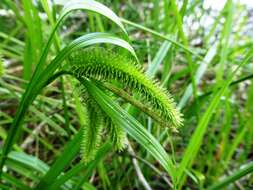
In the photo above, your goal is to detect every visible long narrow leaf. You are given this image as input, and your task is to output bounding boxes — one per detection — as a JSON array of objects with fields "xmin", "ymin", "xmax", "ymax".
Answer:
[
  {"xmin": 208, "ymin": 162, "xmax": 253, "ymax": 190},
  {"xmin": 60, "ymin": 0, "xmax": 127, "ymax": 35},
  {"xmin": 48, "ymin": 143, "xmax": 112, "ymax": 190},
  {"xmin": 176, "ymin": 50, "xmax": 253, "ymax": 187},
  {"xmin": 34, "ymin": 129, "xmax": 83, "ymax": 189}
]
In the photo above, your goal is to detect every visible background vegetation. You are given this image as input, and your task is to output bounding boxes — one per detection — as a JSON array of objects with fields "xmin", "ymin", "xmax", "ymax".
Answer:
[{"xmin": 0, "ymin": 0, "xmax": 253, "ymax": 189}]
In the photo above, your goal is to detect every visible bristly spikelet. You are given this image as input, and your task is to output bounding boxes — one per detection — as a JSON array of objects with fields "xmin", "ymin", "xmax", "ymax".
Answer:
[
  {"xmin": 105, "ymin": 117, "xmax": 127, "ymax": 151},
  {"xmin": 81, "ymin": 99, "xmax": 103, "ymax": 164},
  {"xmin": 79, "ymin": 87, "xmax": 127, "ymax": 152},
  {"xmin": 69, "ymin": 47, "xmax": 183, "ymax": 128}
]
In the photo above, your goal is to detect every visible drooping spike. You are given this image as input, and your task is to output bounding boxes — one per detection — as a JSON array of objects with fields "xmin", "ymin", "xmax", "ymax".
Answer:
[
  {"xmin": 81, "ymin": 100, "xmax": 103, "ymax": 164},
  {"xmin": 69, "ymin": 47, "xmax": 183, "ymax": 128}
]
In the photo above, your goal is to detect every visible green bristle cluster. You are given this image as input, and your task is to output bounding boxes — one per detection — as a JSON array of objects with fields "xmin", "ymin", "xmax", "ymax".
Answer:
[
  {"xmin": 81, "ymin": 99, "xmax": 103, "ymax": 163},
  {"xmin": 105, "ymin": 117, "xmax": 127, "ymax": 151},
  {"xmin": 69, "ymin": 47, "xmax": 183, "ymax": 128},
  {"xmin": 80, "ymin": 91, "xmax": 127, "ymax": 163}
]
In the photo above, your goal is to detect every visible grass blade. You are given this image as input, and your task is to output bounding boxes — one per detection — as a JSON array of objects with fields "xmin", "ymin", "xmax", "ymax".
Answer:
[
  {"xmin": 208, "ymin": 162, "xmax": 253, "ymax": 190},
  {"xmin": 34, "ymin": 129, "xmax": 82, "ymax": 189},
  {"xmin": 176, "ymin": 50, "xmax": 253, "ymax": 188},
  {"xmin": 121, "ymin": 18, "xmax": 203, "ymax": 60},
  {"xmin": 48, "ymin": 143, "xmax": 112, "ymax": 190},
  {"xmin": 60, "ymin": 0, "xmax": 127, "ymax": 35},
  {"xmin": 178, "ymin": 44, "xmax": 217, "ymax": 109}
]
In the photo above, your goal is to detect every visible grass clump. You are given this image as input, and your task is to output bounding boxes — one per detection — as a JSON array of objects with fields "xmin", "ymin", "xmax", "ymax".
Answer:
[{"xmin": 1, "ymin": 0, "xmax": 253, "ymax": 189}]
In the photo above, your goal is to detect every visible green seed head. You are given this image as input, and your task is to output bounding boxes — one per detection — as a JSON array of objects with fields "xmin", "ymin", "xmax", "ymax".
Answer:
[{"xmin": 69, "ymin": 47, "xmax": 183, "ymax": 129}]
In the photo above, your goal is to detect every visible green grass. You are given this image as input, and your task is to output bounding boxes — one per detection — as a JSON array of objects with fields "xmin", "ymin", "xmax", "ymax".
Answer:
[{"xmin": 0, "ymin": 0, "xmax": 253, "ymax": 189}]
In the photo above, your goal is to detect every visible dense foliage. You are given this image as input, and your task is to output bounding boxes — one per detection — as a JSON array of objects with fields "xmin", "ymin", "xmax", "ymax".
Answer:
[{"xmin": 0, "ymin": 0, "xmax": 253, "ymax": 189}]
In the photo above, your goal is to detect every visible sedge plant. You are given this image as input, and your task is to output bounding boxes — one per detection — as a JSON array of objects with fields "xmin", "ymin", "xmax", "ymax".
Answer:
[
  {"xmin": 1, "ymin": 0, "xmax": 253, "ymax": 189},
  {"xmin": 0, "ymin": 0, "xmax": 182, "ymax": 188}
]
